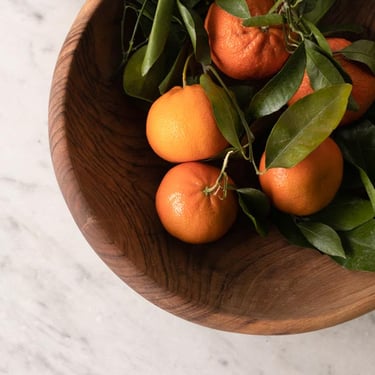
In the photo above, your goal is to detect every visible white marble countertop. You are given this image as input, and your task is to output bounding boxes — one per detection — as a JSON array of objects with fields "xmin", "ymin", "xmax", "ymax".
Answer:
[{"xmin": 1, "ymin": 0, "xmax": 375, "ymax": 374}]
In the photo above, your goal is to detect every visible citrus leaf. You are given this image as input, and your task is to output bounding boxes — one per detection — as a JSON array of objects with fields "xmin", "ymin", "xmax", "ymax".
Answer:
[
  {"xmin": 340, "ymin": 40, "xmax": 375, "ymax": 74},
  {"xmin": 334, "ymin": 120, "xmax": 375, "ymax": 210},
  {"xmin": 141, "ymin": 0, "xmax": 174, "ymax": 76},
  {"xmin": 216, "ymin": 0, "xmax": 250, "ymax": 18},
  {"xmin": 242, "ymin": 14, "xmax": 283, "ymax": 27},
  {"xmin": 309, "ymin": 194, "xmax": 374, "ymax": 231},
  {"xmin": 303, "ymin": 18, "xmax": 331, "ymax": 55},
  {"xmin": 359, "ymin": 169, "xmax": 375, "ymax": 212},
  {"xmin": 303, "ymin": 0, "xmax": 335, "ymax": 24},
  {"xmin": 236, "ymin": 188, "xmax": 270, "ymax": 236},
  {"xmin": 248, "ymin": 43, "xmax": 306, "ymax": 118},
  {"xmin": 265, "ymin": 84, "xmax": 352, "ymax": 169},
  {"xmin": 305, "ymin": 41, "xmax": 344, "ymax": 91},
  {"xmin": 272, "ymin": 210, "xmax": 313, "ymax": 249},
  {"xmin": 199, "ymin": 74, "xmax": 243, "ymax": 151},
  {"xmin": 297, "ymin": 221, "xmax": 346, "ymax": 258},
  {"xmin": 176, "ymin": 0, "xmax": 211, "ymax": 65},
  {"xmin": 336, "ymin": 219, "xmax": 375, "ymax": 272},
  {"xmin": 123, "ymin": 45, "xmax": 166, "ymax": 102}
]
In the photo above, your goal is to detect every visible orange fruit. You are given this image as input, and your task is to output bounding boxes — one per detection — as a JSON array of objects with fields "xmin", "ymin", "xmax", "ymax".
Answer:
[
  {"xmin": 155, "ymin": 162, "xmax": 238, "ymax": 244},
  {"xmin": 258, "ymin": 137, "xmax": 343, "ymax": 216},
  {"xmin": 146, "ymin": 84, "xmax": 228, "ymax": 163},
  {"xmin": 204, "ymin": 0, "xmax": 289, "ymax": 80},
  {"xmin": 288, "ymin": 38, "xmax": 375, "ymax": 126}
]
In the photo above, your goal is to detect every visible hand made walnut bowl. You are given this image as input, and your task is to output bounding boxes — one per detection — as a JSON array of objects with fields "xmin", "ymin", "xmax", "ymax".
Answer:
[{"xmin": 48, "ymin": 0, "xmax": 375, "ymax": 335}]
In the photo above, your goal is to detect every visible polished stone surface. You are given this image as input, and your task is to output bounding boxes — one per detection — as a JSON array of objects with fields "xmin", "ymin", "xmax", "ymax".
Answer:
[{"xmin": 1, "ymin": 1, "xmax": 375, "ymax": 374}]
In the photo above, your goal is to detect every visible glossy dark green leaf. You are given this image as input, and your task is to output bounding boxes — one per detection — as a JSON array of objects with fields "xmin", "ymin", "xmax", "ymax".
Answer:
[
  {"xmin": 199, "ymin": 74, "xmax": 243, "ymax": 150},
  {"xmin": 123, "ymin": 45, "xmax": 166, "ymax": 102},
  {"xmin": 309, "ymin": 195, "xmax": 374, "ymax": 231},
  {"xmin": 216, "ymin": 0, "xmax": 250, "ymax": 18},
  {"xmin": 272, "ymin": 210, "xmax": 313, "ymax": 249},
  {"xmin": 359, "ymin": 169, "xmax": 375, "ymax": 212},
  {"xmin": 335, "ymin": 120, "xmax": 375, "ymax": 210},
  {"xmin": 176, "ymin": 0, "xmax": 211, "ymax": 65},
  {"xmin": 297, "ymin": 221, "xmax": 346, "ymax": 258},
  {"xmin": 303, "ymin": 18, "xmax": 331, "ymax": 55},
  {"xmin": 237, "ymin": 188, "xmax": 270, "ymax": 236},
  {"xmin": 303, "ymin": 0, "xmax": 335, "ymax": 24},
  {"xmin": 141, "ymin": 0, "xmax": 174, "ymax": 76},
  {"xmin": 248, "ymin": 43, "xmax": 306, "ymax": 118},
  {"xmin": 305, "ymin": 41, "xmax": 344, "ymax": 91},
  {"xmin": 340, "ymin": 40, "xmax": 375, "ymax": 74},
  {"xmin": 242, "ymin": 14, "xmax": 283, "ymax": 27},
  {"xmin": 335, "ymin": 120, "xmax": 375, "ymax": 182},
  {"xmin": 336, "ymin": 220, "xmax": 375, "ymax": 272},
  {"xmin": 265, "ymin": 84, "xmax": 352, "ymax": 169}
]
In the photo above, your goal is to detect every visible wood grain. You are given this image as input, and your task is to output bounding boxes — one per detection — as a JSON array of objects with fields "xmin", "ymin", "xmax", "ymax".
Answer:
[{"xmin": 48, "ymin": 0, "xmax": 375, "ymax": 334}]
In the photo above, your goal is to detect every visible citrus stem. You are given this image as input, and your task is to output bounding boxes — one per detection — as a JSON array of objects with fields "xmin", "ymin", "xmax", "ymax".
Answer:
[
  {"xmin": 268, "ymin": 0, "xmax": 284, "ymax": 14},
  {"xmin": 182, "ymin": 53, "xmax": 194, "ymax": 87},
  {"xmin": 203, "ymin": 149, "xmax": 235, "ymax": 199},
  {"xmin": 121, "ymin": 0, "xmax": 148, "ymax": 64}
]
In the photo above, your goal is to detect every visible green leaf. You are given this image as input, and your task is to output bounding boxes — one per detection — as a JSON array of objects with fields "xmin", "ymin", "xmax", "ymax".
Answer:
[
  {"xmin": 359, "ymin": 169, "xmax": 375, "ymax": 212},
  {"xmin": 309, "ymin": 194, "xmax": 374, "ymax": 231},
  {"xmin": 216, "ymin": 0, "xmax": 250, "ymax": 18},
  {"xmin": 141, "ymin": 0, "xmax": 174, "ymax": 76},
  {"xmin": 265, "ymin": 84, "xmax": 352, "ymax": 169},
  {"xmin": 303, "ymin": 0, "xmax": 336, "ymax": 24},
  {"xmin": 305, "ymin": 41, "xmax": 344, "ymax": 91},
  {"xmin": 297, "ymin": 221, "xmax": 346, "ymax": 258},
  {"xmin": 176, "ymin": 0, "xmax": 211, "ymax": 65},
  {"xmin": 303, "ymin": 18, "xmax": 331, "ymax": 55},
  {"xmin": 340, "ymin": 40, "xmax": 375, "ymax": 74},
  {"xmin": 334, "ymin": 120, "xmax": 375, "ymax": 210},
  {"xmin": 237, "ymin": 188, "xmax": 270, "ymax": 236},
  {"xmin": 123, "ymin": 45, "xmax": 166, "ymax": 102},
  {"xmin": 304, "ymin": 40, "xmax": 358, "ymax": 111},
  {"xmin": 336, "ymin": 220, "xmax": 375, "ymax": 272},
  {"xmin": 242, "ymin": 14, "xmax": 283, "ymax": 27},
  {"xmin": 335, "ymin": 121, "xmax": 375, "ymax": 182},
  {"xmin": 248, "ymin": 43, "xmax": 306, "ymax": 118},
  {"xmin": 199, "ymin": 74, "xmax": 243, "ymax": 150},
  {"xmin": 272, "ymin": 210, "xmax": 313, "ymax": 249}
]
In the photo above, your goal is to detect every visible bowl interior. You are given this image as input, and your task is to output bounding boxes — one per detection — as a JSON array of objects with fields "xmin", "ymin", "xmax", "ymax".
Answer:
[{"xmin": 49, "ymin": 0, "xmax": 375, "ymax": 334}]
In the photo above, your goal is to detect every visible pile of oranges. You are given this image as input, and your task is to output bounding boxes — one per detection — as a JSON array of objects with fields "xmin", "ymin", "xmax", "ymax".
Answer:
[{"xmin": 138, "ymin": 0, "xmax": 375, "ymax": 244}]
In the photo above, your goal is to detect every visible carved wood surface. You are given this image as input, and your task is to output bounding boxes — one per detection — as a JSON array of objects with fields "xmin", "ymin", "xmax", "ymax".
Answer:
[{"xmin": 48, "ymin": 0, "xmax": 375, "ymax": 334}]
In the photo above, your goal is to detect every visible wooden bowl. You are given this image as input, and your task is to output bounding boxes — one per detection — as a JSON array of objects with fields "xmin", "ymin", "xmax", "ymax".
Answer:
[{"xmin": 48, "ymin": 0, "xmax": 375, "ymax": 334}]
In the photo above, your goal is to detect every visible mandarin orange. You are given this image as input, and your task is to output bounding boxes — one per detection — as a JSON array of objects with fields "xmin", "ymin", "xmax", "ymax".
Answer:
[
  {"xmin": 146, "ymin": 84, "xmax": 228, "ymax": 163},
  {"xmin": 155, "ymin": 162, "xmax": 238, "ymax": 244},
  {"xmin": 259, "ymin": 137, "xmax": 343, "ymax": 216},
  {"xmin": 204, "ymin": 0, "xmax": 289, "ymax": 80}
]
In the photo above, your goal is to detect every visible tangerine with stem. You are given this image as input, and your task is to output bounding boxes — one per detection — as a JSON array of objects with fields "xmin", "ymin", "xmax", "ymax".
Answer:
[
  {"xmin": 155, "ymin": 161, "xmax": 238, "ymax": 244},
  {"xmin": 204, "ymin": 0, "xmax": 290, "ymax": 80}
]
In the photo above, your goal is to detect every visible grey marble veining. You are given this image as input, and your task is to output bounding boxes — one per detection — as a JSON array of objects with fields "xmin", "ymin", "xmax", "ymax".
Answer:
[{"xmin": 1, "ymin": 0, "xmax": 375, "ymax": 374}]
